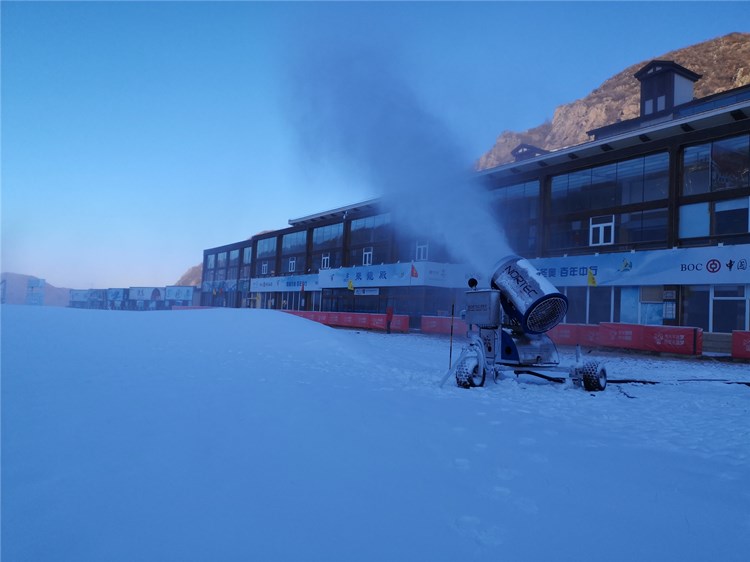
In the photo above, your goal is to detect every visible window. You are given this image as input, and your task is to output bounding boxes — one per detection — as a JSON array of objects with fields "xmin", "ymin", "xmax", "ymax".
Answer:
[
  {"xmin": 363, "ymin": 247, "xmax": 373, "ymax": 266},
  {"xmin": 217, "ymin": 252, "xmax": 227, "ymax": 268},
  {"xmin": 712, "ymin": 136, "xmax": 750, "ymax": 191},
  {"xmin": 590, "ymin": 215, "xmax": 614, "ymax": 246},
  {"xmin": 682, "ymin": 285, "xmax": 709, "ymax": 331},
  {"xmin": 206, "ymin": 254, "xmax": 215, "ymax": 269},
  {"xmin": 565, "ymin": 287, "xmax": 587, "ymax": 324},
  {"xmin": 288, "ymin": 257, "xmax": 296, "ymax": 273},
  {"xmin": 313, "ymin": 223, "xmax": 343, "ymax": 249},
  {"xmin": 416, "ymin": 241, "xmax": 428, "ymax": 261},
  {"xmin": 282, "ymin": 231, "xmax": 306, "ymax": 255},
  {"xmin": 640, "ymin": 286, "xmax": 663, "ymax": 303},
  {"xmin": 551, "ymin": 153, "xmax": 668, "ymax": 214},
  {"xmin": 589, "ymin": 287, "xmax": 612, "ymax": 324},
  {"xmin": 243, "ymin": 247, "xmax": 252, "ymax": 264},
  {"xmin": 350, "ymin": 214, "xmax": 391, "ymax": 246},
  {"xmin": 715, "ymin": 198, "xmax": 749, "ymax": 235},
  {"xmin": 261, "ymin": 261, "xmax": 268, "ymax": 275},
  {"xmin": 679, "ymin": 203, "xmax": 710, "ymax": 238},
  {"xmin": 683, "ymin": 134, "xmax": 750, "ymax": 195},
  {"xmin": 321, "ymin": 253, "xmax": 330, "ymax": 270},
  {"xmin": 256, "ymin": 238, "xmax": 277, "ymax": 260},
  {"xmin": 713, "ymin": 285, "xmax": 747, "ymax": 333},
  {"xmin": 643, "ymin": 152, "xmax": 669, "ymax": 201},
  {"xmin": 679, "ymin": 198, "xmax": 749, "ymax": 239},
  {"xmin": 490, "ymin": 180, "xmax": 540, "ymax": 255},
  {"xmin": 683, "ymin": 144, "xmax": 711, "ymax": 195},
  {"xmin": 229, "ymin": 249, "xmax": 240, "ymax": 267}
]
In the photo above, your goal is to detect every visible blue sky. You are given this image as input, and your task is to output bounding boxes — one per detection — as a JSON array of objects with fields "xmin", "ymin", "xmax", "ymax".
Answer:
[{"xmin": 2, "ymin": 1, "xmax": 748, "ymax": 289}]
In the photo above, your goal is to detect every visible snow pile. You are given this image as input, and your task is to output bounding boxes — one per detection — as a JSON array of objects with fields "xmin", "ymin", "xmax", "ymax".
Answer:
[{"xmin": 2, "ymin": 306, "xmax": 749, "ymax": 561}]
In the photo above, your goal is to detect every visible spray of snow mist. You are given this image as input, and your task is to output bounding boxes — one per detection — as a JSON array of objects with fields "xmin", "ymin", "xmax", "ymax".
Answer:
[{"xmin": 285, "ymin": 46, "xmax": 512, "ymax": 276}]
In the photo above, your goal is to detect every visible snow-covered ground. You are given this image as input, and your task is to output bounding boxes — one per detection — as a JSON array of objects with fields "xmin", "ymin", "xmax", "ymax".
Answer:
[{"xmin": 3, "ymin": 305, "xmax": 749, "ymax": 562}]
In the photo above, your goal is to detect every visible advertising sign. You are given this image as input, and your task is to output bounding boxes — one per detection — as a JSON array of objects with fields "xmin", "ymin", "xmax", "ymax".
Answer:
[
  {"xmin": 107, "ymin": 289, "xmax": 125, "ymax": 301},
  {"xmin": 530, "ymin": 244, "xmax": 750, "ymax": 287},
  {"xmin": 251, "ymin": 273, "xmax": 320, "ymax": 293},
  {"xmin": 70, "ymin": 290, "xmax": 89, "ymax": 302},
  {"xmin": 317, "ymin": 262, "xmax": 475, "ymax": 290},
  {"xmin": 129, "ymin": 287, "xmax": 164, "ymax": 301},
  {"xmin": 166, "ymin": 286, "xmax": 194, "ymax": 301}
]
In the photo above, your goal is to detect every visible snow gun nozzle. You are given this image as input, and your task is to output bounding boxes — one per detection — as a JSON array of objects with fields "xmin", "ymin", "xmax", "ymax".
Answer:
[{"xmin": 489, "ymin": 255, "xmax": 568, "ymax": 335}]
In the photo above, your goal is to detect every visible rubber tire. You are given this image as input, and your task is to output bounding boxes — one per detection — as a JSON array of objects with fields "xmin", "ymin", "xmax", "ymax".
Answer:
[
  {"xmin": 582, "ymin": 362, "xmax": 607, "ymax": 392},
  {"xmin": 456, "ymin": 372, "xmax": 471, "ymax": 389},
  {"xmin": 469, "ymin": 365, "xmax": 486, "ymax": 388}
]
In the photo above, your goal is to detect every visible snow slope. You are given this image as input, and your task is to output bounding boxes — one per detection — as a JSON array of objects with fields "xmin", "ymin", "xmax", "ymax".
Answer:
[{"xmin": 2, "ymin": 306, "xmax": 749, "ymax": 562}]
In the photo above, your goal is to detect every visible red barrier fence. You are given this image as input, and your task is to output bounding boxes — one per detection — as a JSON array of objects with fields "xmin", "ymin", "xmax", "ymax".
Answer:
[
  {"xmin": 283, "ymin": 310, "xmax": 409, "ymax": 333},
  {"xmin": 280, "ymin": 311, "xmax": 750, "ymax": 359},
  {"xmin": 420, "ymin": 315, "xmax": 468, "ymax": 335},
  {"xmin": 547, "ymin": 323, "xmax": 703, "ymax": 356},
  {"xmin": 732, "ymin": 331, "xmax": 750, "ymax": 359}
]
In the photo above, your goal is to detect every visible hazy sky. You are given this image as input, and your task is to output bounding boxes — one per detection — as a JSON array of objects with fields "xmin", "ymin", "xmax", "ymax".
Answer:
[{"xmin": 2, "ymin": 1, "xmax": 748, "ymax": 289}]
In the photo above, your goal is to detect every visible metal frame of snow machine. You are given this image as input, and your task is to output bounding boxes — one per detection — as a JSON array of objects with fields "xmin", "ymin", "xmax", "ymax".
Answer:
[{"xmin": 443, "ymin": 256, "xmax": 607, "ymax": 392}]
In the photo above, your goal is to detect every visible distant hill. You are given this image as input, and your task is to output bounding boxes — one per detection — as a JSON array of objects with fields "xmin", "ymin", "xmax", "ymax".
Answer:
[
  {"xmin": 477, "ymin": 32, "xmax": 750, "ymax": 169},
  {"xmin": 1, "ymin": 273, "xmax": 71, "ymax": 307},
  {"xmin": 175, "ymin": 264, "xmax": 202, "ymax": 287}
]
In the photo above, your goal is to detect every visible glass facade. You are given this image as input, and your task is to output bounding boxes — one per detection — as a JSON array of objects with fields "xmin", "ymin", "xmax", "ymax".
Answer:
[
  {"xmin": 549, "ymin": 153, "xmax": 669, "ymax": 251},
  {"xmin": 679, "ymin": 197, "xmax": 750, "ymax": 239},
  {"xmin": 489, "ymin": 180, "xmax": 539, "ymax": 255},
  {"xmin": 255, "ymin": 237, "xmax": 277, "ymax": 276},
  {"xmin": 312, "ymin": 223, "xmax": 343, "ymax": 271},
  {"xmin": 349, "ymin": 213, "xmax": 391, "ymax": 266},
  {"xmin": 682, "ymin": 134, "xmax": 750, "ymax": 195},
  {"xmin": 680, "ymin": 133, "xmax": 750, "ymax": 242},
  {"xmin": 281, "ymin": 231, "xmax": 307, "ymax": 275},
  {"xmin": 551, "ymin": 153, "xmax": 668, "ymax": 212}
]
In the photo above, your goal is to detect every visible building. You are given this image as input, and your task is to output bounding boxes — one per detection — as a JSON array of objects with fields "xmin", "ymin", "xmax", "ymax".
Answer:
[
  {"xmin": 69, "ymin": 286, "xmax": 198, "ymax": 310},
  {"xmin": 201, "ymin": 60, "xmax": 750, "ymax": 337}
]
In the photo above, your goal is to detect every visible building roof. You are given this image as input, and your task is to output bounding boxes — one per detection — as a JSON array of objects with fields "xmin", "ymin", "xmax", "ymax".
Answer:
[
  {"xmin": 588, "ymin": 82, "xmax": 750, "ymax": 140},
  {"xmin": 288, "ymin": 198, "xmax": 382, "ymax": 227},
  {"xmin": 633, "ymin": 60, "xmax": 702, "ymax": 83},
  {"xmin": 480, "ymin": 88, "xmax": 750, "ymax": 183}
]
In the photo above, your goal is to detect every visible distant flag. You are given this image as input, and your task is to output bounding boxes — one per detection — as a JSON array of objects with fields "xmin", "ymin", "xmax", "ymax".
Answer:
[
  {"xmin": 347, "ymin": 279, "xmax": 354, "ymax": 291},
  {"xmin": 587, "ymin": 268, "xmax": 597, "ymax": 287},
  {"xmin": 410, "ymin": 264, "xmax": 419, "ymax": 278}
]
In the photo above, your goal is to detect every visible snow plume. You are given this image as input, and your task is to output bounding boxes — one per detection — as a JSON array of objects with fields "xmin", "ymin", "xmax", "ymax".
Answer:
[{"xmin": 285, "ymin": 46, "xmax": 512, "ymax": 278}]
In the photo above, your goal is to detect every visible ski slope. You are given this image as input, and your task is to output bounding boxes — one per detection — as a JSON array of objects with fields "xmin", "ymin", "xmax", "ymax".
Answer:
[{"xmin": 2, "ymin": 305, "xmax": 749, "ymax": 561}]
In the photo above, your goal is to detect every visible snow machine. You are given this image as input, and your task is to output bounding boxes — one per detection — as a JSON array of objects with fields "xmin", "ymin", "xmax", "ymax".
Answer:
[{"xmin": 445, "ymin": 255, "xmax": 607, "ymax": 392}]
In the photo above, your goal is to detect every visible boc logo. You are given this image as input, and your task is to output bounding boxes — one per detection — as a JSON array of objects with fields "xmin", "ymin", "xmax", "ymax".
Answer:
[{"xmin": 706, "ymin": 259, "xmax": 721, "ymax": 273}]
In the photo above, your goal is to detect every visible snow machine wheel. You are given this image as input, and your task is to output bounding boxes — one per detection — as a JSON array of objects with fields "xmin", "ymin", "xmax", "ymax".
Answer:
[
  {"xmin": 468, "ymin": 364, "xmax": 486, "ymax": 388},
  {"xmin": 455, "ymin": 358, "xmax": 485, "ymax": 389},
  {"xmin": 581, "ymin": 361, "xmax": 607, "ymax": 392}
]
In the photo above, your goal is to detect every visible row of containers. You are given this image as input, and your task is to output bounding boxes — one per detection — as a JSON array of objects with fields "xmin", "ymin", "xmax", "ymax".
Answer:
[
  {"xmin": 69, "ymin": 286, "xmax": 199, "ymax": 311},
  {"xmin": 284, "ymin": 310, "xmax": 750, "ymax": 361}
]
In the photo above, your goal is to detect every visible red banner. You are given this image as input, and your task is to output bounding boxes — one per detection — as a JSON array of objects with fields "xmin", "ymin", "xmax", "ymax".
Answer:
[
  {"xmin": 549, "ymin": 323, "xmax": 702, "ymax": 355},
  {"xmin": 732, "ymin": 331, "xmax": 750, "ymax": 359},
  {"xmin": 282, "ymin": 310, "xmax": 409, "ymax": 333},
  {"xmin": 420, "ymin": 316, "xmax": 468, "ymax": 335}
]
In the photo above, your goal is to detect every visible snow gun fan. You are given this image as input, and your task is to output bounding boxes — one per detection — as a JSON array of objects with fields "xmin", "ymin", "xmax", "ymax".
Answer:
[
  {"xmin": 446, "ymin": 255, "xmax": 608, "ymax": 392},
  {"xmin": 489, "ymin": 255, "xmax": 568, "ymax": 334}
]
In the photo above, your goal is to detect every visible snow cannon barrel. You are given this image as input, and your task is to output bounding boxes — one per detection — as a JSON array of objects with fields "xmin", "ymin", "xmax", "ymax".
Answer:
[{"xmin": 490, "ymin": 255, "xmax": 568, "ymax": 334}]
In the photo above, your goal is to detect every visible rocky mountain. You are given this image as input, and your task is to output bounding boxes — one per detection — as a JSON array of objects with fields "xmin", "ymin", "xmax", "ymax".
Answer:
[
  {"xmin": 176, "ymin": 264, "xmax": 203, "ymax": 287},
  {"xmin": 477, "ymin": 32, "xmax": 750, "ymax": 170},
  {"xmin": 1, "ymin": 273, "xmax": 71, "ymax": 307}
]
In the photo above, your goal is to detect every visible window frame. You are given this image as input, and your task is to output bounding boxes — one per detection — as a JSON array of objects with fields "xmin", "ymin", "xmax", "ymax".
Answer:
[{"xmin": 589, "ymin": 215, "xmax": 615, "ymax": 246}]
